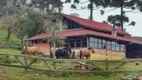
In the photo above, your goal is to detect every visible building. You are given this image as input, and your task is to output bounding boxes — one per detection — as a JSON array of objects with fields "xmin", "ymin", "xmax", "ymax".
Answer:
[{"xmin": 26, "ymin": 14, "xmax": 142, "ymax": 59}]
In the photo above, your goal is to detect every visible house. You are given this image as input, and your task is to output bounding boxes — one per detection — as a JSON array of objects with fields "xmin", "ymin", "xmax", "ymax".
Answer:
[{"xmin": 26, "ymin": 14, "xmax": 142, "ymax": 59}]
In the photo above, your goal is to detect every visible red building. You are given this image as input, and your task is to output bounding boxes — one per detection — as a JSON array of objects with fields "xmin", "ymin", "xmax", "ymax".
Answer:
[{"xmin": 26, "ymin": 14, "xmax": 142, "ymax": 59}]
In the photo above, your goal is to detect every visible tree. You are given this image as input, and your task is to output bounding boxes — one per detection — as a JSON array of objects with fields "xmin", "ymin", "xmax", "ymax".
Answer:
[
  {"xmin": 101, "ymin": 0, "xmax": 140, "ymax": 30},
  {"xmin": 14, "ymin": 11, "xmax": 45, "ymax": 46},
  {"xmin": 0, "ymin": 0, "xmax": 29, "ymax": 16},
  {"xmin": 42, "ymin": 14, "xmax": 67, "ymax": 59},
  {"xmin": 0, "ymin": 15, "xmax": 18, "ymax": 40},
  {"xmin": 30, "ymin": 0, "xmax": 70, "ymax": 14},
  {"xmin": 14, "ymin": 14, "xmax": 28, "ymax": 45},
  {"xmin": 71, "ymin": 0, "xmax": 105, "ymax": 20},
  {"xmin": 107, "ymin": 15, "xmax": 129, "ymax": 29},
  {"xmin": 134, "ymin": 0, "xmax": 142, "ymax": 12}
]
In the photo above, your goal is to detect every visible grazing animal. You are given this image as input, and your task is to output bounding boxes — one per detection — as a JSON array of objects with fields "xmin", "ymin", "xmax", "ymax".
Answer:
[
  {"xmin": 80, "ymin": 47, "xmax": 95, "ymax": 59},
  {"xmin": 55, "ymin": 47, "xmax": 72, "ymax": 59},
  {"xmin": 23, "ymin": 45, "xmax": 39, "ymax": 55}
]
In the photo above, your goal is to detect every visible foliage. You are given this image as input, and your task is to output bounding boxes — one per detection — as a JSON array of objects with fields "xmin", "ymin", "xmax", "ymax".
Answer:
[
  {"xmin": 30, "ymin": 0, "xmax": 71, "ymax": 14},
  {"xmin": 71, "ymin": 0, "xmax": 107, "ymax": 20},
  {"xmin": 0, "ymin": 15, "xmax": 18, "ymax": 40},
  {"xmin": 14, "ymin": 11, "xmax": 45, "ymax": 46},
  {"xmin": 42, "ymin": 13, "xmax": 67, "ymax": 58},
  {"xmin": 71, "ymin": 0, "xmax": 142, "ymax": 29},
  {"xmin": 0, "ymin": 56, "xmax": 18, "ymax": 64},
  {"xmin": 100, "ymin": 0, "xmax": 141, "ymax": 30},
  {"xmin": 107, "ymin": 15, "xmax": 129, "ymax": 28},
  {"xmin": 0, "ymin": 0, "xmax": 29, "ymax": 16}
]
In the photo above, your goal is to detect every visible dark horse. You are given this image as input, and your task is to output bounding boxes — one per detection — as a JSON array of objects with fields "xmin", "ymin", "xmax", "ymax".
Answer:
[
  {"xmin": 80, "ymin": 47, "xmax": 95, "ymax": 59},
  {"xmin": 55, "ymin": 46, "xmax": 72, "ymax": 59}
]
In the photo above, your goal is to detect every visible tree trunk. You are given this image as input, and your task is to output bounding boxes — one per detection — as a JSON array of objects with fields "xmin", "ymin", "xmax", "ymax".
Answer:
[
  {"xmin": 120, "ymin": 1, "xmax": 124, "ymax": 30},
  {"xmin": 52, "ymin": 4, "xmax": 54, "ymax": 13},
  {"xmin": 7, "ymin": 27, "xmax": 11, "ymax": 40},
  {"xmin": 5, "ymin": 0, "xmax": 8, "ymax": 16},
  {"xmin": 53, "ymin": 43, "xmax": 56, "ymax": 59},
  {"xmin": 7, "ymin": 31, "xmax": 11, "ymax": 40},
  {"xmin": 58, "ymin": 1, "xmax": 61, "ymax": 14},
  {"xmin": 90, "ymin": 0, "xmax": 93, "ymax": 20}
]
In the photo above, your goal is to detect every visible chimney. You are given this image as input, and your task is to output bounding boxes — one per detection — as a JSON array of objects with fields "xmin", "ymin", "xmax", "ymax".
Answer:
[
  {"xmin": 123, "ymin": 28, "xmax": 126, "ymax": 32},
  {"xmin": 112, "ymin": 23, "xmax": 117, "ymax": 36},
  {"xmin": 70, "ymin": 13, "xmax": 79, "ymax": 17}
]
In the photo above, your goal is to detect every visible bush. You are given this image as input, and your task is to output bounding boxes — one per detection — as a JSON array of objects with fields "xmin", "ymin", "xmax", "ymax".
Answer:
[{"xmin": 0, "ymin": 56, "xmax": 18, "ymax": 64}]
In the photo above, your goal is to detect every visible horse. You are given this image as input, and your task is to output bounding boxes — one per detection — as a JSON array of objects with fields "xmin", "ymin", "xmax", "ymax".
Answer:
[
  {"xmin": 55, "ymin": 47, "xmax": 72, "ymax": 59},
  {"xmin": 23, "ymin": 45, "xmax": 39, "ymax": 55},
  {"xmin": 80, "ymin": 47, "xmax": 95, "ymax": 59}
]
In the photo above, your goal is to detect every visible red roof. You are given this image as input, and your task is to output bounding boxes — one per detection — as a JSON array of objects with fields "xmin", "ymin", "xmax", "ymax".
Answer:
[
  {"xmin": 26, "ymin": 29, "xmax": 142, "ymax": 44},
  {"xmin": 26, "ymin": 33, "xmax": 52, "ymax": 40},
  {"xmin": 62, "ymin": 14, "xmax": 130, "ymax": 36}
]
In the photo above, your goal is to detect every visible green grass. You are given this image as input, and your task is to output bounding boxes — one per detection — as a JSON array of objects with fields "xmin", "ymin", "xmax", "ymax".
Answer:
[
  {"xmin": 119, "ymin": 63, "xmax": 142, "ymax": 71},
  {"xmin": 0, "ymin": 48, "xmax": 21, "ymax": 54},
  {"xmin": 0, "ymin": 66, "xmax": 141, "ymax": 80},
  {"xmin": 0, "ymin": 29, "xmax": 20, "ymax": 48},
  {"xmin": 0, "ymin": 29, "xmax": 19, "ymax": 41}
]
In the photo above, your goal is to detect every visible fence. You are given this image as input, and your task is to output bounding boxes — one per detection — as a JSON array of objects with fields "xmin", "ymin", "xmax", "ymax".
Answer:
[{"xmin": 0, "ymin": 53, "xmax": 141, "ymax": 73}]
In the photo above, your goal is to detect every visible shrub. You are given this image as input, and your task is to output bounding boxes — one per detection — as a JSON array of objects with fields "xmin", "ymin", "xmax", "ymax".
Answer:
[{"xmin": 0, "ymin": 56, "xmax": 18, "ymax": 64}]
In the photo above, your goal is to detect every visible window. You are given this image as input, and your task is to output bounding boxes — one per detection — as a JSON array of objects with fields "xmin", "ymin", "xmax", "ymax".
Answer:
[
  {"xmin": 107, "ymin": 41, "xmax": 111, "ymax": 50},
  {"xmin": 116, "ymin": 43, "xmax": 120, "ymax": 51},
  {"xmin": 90, "ymin": 37, "xmax": 94, "ymax": 42},
  {"xmin": 90, "ymin": 42, "xmax": 95, "ymax": 48},
  {"xmin": 98, "ymin": 39, "xmax": 102, "ymax": 48},
  {"xmin": 107, "ymin": 45, "xmax": 111, "ymax": 50},
  {"xmin": 112, "ymin": 41, "xmax": 116, "ymax": 46},
  {"xmin": 98, "ymin": 43, "xmax": 102, "ymax": 48},
  {"xmin": 67, "ymin": 38, "xmax": 87, "ymax": 48},
  {"xmin": 35, "ymin": 40, "xmax": 40, "ymax": 44},
  {"xmin": 120, "ymin": 45, "xmax": 125, "ymax": 52},
  {"xmin": 102, "ymin": 40, "xmax": 106, "ymax": 49},
  {"xmin": 82, "ymin": 41, "xmax": 87, "ymax": 47},
  {"xmin": 111, "ymin": 41, "xmax": 116, "ymax": 51},
  {"xmin": 76, "ymin": 42, "xmax": 81, "ymax": 47},
  {"xmin": 94, "ymin": 38, "xmax": 98, "ymax": 43},
  {"xmin": 112, "ymin": 46, "xmax": 116, "ymax": 50},
  {"xmin": 70, "ymin": 42, "xmax": 75, "ymax": 48},
  {"xmin": 43, "ymin": 40, "xmax": 47, "ymax": 43},
  {"xmin": 89, "ymin": 37, "xmax": 126, "ymax": 52}
]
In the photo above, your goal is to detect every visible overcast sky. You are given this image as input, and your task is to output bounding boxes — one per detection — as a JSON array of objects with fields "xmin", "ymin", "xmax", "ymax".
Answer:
[{"xmin": 62, "ymin": 1, "xmax": 142, "ymax": 37}]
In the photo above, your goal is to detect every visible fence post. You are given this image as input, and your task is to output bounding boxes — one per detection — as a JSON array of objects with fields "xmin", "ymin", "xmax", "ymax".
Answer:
[
  {"xmin": 105, "ymin": 58, "xmax": 108, "ymax": 72},
  {"xmin": 53, "ymin": 60, "xmax": 56, "ymax": 71},
  {"xmin": 24, "ymin": 54, "xmax": 28, "ymax": 72}
]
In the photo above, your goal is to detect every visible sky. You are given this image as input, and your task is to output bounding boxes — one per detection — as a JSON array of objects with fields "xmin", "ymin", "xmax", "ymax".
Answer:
[{"xmin": 62, "ymin": 1, "xmax": 142, "ymax": 37}]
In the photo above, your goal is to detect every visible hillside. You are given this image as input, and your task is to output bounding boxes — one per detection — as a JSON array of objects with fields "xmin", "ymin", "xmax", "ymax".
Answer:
[
  {"xmin": 0, "ymin": 29, "xmax": 20, "ymax": 48},
  {"xmin": 0, "ymin": 29, "xmax": 21, "ymax": 54}
]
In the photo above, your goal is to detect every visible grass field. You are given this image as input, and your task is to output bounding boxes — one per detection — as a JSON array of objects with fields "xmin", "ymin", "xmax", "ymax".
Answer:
[
  {"xmin": 0, "ymin": 29, "xmax": 20, "ymax": 49},
  {"xmin": 0, "ymin": 48, "xmax": 21, "ymax": 54},
  {"xmin": 0, "ymin": 66, "xmax": 141, "ymax": 80}
]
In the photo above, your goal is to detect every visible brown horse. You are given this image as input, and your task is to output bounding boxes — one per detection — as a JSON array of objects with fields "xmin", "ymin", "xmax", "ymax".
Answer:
[
  {"xmin": 23, "ymin": 45, "xmax": 39, "ymax": 55},
  {"xmin": 80, "ymin": 47, "xmax": 95, "ymax": 59}
]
